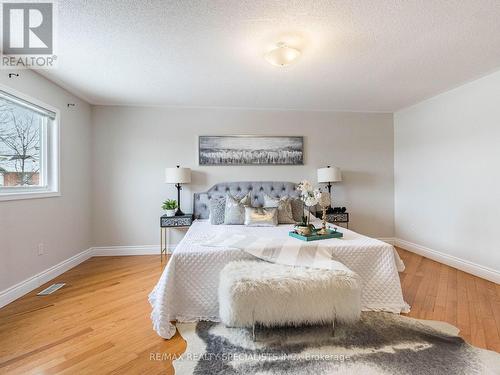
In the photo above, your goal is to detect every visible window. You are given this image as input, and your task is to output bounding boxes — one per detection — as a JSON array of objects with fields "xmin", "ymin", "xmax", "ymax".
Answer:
[{"xmin": 0, "ymin": 87, "xmax": 59, "ymax": 200}]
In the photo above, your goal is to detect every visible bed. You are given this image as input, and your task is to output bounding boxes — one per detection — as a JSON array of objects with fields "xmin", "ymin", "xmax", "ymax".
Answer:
[{"xmin": 149, "ymin": 181, "xmax": 409, "ymax": 339}]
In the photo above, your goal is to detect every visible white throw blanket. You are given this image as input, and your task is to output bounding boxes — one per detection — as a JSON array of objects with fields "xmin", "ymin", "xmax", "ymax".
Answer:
[{"xmin": 201, "ymin": 233, "xmax": 354, "ymax": 274}]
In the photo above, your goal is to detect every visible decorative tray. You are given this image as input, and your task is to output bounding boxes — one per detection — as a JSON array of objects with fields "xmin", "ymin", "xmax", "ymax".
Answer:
[{"xmin": 289, "ymin": 228, "xmax": 343, "ymax": 242}]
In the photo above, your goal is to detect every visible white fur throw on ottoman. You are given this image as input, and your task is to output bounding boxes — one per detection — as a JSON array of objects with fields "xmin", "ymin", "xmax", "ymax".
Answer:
[{"xmin": 218, "ymin": 260, "xmax": 361, "ymax": 328}]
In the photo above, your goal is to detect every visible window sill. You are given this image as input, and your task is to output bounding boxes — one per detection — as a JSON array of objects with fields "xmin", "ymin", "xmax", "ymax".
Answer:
[{"xmin": 0, "ymin": 190, "xmax": 61, "ymax": 201}]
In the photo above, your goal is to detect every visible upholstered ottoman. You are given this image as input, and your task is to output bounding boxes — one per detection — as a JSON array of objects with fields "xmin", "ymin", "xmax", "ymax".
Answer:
[{"xmin": 218, "ymin": 260, "xmax": 361, "ymax": 338}]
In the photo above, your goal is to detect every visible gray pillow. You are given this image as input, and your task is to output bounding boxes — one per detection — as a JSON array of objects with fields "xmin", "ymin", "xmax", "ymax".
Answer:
[
  {"xmin": 244, "ymin": 207, "xmax": 278, "ymax": 226},
  {"xmin": 263, "ymin": 194, "xmax": 295, "ymax": 224},
  {"xmin": 223, "ymin": 193, "xmax": 251, "ymax": 225},
  {"xmin": 208, "ymin": 197, "xmax": 226, "ymax": 225},
  {"xmin": 290, "ymin": 197, "xmax": 304, "ymax": 223}
]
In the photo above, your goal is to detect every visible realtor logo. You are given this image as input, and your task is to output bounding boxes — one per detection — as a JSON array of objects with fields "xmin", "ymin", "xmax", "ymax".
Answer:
[
  {"xmin": 2, "ymin": 2, "xmax": 53, "ymax": 54},
  {"xmin": 1, "ymin": 2, "xmax": 56, "ymax": 68}
]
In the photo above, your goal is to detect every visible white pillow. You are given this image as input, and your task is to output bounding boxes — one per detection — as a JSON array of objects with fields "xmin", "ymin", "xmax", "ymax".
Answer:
[{"xmin": 223, "ymin": 193, "xmax": 251, "ymax": 225}]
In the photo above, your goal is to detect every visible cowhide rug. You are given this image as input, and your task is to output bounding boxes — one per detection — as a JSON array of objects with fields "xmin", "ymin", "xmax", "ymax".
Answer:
[{"xmin": 173, "ymin": 312, "xmax": 499, "ymax": 374}]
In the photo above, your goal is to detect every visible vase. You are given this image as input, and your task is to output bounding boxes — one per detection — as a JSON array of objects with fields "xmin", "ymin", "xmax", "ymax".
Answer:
[
  {"xmin": 165, "ymin": 209, "xmax": 176, "ymax": 217},
  {"xmin": 295, "ymin": 225, "xmax": 312, "ymax": 236}
]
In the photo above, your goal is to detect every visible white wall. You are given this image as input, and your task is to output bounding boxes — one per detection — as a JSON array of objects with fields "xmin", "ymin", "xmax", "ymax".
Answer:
[
  {"xmin": 3, "ymin": 66, "xmax": 498, "ymax": 303},
  {"xmin": 0, "ymin": 71, "xmax": 92, "ymax": 292},
  {"xmin": 92, "ymin": 107, "xmax": 394, "ymax": 247},
  {"xmin": 395, "ymin": 70, "xmax": 500, "ymax": 275}
]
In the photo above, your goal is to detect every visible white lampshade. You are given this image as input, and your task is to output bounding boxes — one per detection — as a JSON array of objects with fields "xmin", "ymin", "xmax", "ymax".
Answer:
[
  {"xmin": 317, "ymin": 166, "xmax": 342, "ymax": 183},
  {"xmin": 165, "ymin": 166, "xmax": 191, "ymax": 184}
]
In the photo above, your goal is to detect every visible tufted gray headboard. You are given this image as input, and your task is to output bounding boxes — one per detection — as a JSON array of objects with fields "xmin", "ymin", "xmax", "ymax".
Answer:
[{"xmin": 193, "ymin": 181, "xmax": 299, "ymax": 219}]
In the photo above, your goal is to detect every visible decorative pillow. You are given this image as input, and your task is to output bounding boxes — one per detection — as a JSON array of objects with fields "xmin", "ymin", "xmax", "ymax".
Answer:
[
  {"xmin": 263, "ymin": 194, "xmax": 295, "ymax": 224},
  {"xmin": 290, "ymin": 197, "xmax": 305, "ymax": 222},
  {"xmin": 244, "ymin": 207, "xmax": 278, "ymax": 226},
  {"xmin": 208, "ymin": 197, "xmax": 226, "ymax": 225},
  {"xmin": 223, "ymin": 193, "xmax": 251, "ymax": 225}
]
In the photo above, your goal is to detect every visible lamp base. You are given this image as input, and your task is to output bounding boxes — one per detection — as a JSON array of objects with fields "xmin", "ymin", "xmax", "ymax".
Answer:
[
  {"xmin": 325, "ymin": 182, "xmax": 334, "ymax": 215},
  {"xmin": 175, "ymin": 183, "xmax": 185, "ymax": 216}
]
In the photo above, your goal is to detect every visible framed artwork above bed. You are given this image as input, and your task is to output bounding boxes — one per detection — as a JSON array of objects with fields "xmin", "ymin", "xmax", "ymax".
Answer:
[{"xmin": 198, "ymin": 135, "xmax": 304, "ymax": 166}]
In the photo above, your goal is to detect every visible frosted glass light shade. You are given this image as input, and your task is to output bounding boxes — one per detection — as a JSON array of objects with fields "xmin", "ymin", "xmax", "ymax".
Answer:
[
  {"xmin": 317, "ymin": 166, "xmax": 342, "ymax": 183},
  {"xmin": 165, "ymin": 167, "xmax": 191, "ymax": 184},
  {"xmin": 265, "ymin": 43, "xmax": 301, "ymax": 67}
]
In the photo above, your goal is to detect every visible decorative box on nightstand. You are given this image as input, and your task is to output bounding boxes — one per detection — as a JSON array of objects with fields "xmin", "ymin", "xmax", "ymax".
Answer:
[
  {"xmin": 160, "ymin": 214, "xmax": 193, "ymax": 261},
  {"xmin": 319, "ymin": 212, "xmax": 349, "ymax": 229},
  {"xmin": 161, "ymin": 214, "xmax": 193, "ymax": 227}
]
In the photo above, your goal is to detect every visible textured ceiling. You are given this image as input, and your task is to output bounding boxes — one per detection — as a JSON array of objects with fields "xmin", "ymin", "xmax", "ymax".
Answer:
[{"xmin": 37, "ymin": 0, "xmax": 500, "ymax": 111}]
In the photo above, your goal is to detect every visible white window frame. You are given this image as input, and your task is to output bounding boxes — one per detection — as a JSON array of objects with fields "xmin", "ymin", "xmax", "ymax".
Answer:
[{"xmin": 0, "ymin": 85, "xmax": 60, "ymax": 201}]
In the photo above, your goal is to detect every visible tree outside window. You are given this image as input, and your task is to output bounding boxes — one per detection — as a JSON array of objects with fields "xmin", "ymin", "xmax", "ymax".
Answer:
[
  {"xmin": 0, "ymin": 89, "xmax": 58, "ymax": 200},
  {"xmin": 0, "ymin": 98, "xmax": 43, "ymax": 187}
]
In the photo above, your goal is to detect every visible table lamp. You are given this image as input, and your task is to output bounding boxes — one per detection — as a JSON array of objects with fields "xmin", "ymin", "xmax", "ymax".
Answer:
[
  {"xmin": 165, "ymin": 166, "xmax": 191, "ymax": 216},
  {"xmin": 317, "ymin": 165, "xmax": 342, "ymax": 214}
]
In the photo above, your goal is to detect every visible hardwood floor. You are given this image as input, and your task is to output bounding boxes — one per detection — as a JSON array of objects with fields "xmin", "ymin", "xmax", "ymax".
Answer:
[
  {"xmin": 397, "ymin": 248, "xmax": 500, "ymax": 352},
  {"xmin": 0, "ymin": 249, "xmax": 499, "ymax": 374}
]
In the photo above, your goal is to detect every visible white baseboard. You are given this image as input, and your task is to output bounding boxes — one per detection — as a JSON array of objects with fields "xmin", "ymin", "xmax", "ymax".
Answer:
[
  {"xmin": 394, "ymin": 238, "xmax": 500, "ymax": 284},
  {"xmin": 91, "ymin": 245, "xmax": 169, "ymax": 256},
  {"xmin": 0, "ymin": 244, "xmax": 179, "ymax": 309},
  {"xmin": 377, "ymin": 237, "xmax": 396, "ymax": 245},
  {"xmin": 0, "ymin": 248, "xmax": 93, "ymax": 308}
]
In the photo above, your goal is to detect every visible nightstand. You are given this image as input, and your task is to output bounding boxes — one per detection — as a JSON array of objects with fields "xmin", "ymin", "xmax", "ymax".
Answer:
[
  {"xmin": 319, "ymin": 212, "xmax": 349, "ymax": 229},
  {"xmin": 160, "ymin": 214, "xmax": 193, "ymax": 261}
]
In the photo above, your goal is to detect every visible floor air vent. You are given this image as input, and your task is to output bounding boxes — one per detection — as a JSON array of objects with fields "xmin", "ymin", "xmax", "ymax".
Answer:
[{"xmin": 37, "ymin": 283, "xmax": 66, "ymax": 296}]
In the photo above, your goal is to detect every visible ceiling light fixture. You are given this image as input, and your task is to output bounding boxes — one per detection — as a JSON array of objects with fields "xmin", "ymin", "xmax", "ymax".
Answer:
[{"xmin": 264, "ymin": 42, "xmax": 301, "ymax": 67}]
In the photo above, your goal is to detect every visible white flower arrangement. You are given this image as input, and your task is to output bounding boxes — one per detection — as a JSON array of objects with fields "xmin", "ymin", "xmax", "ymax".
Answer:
[
  {"xmin": 297, "ymin": 180, "xmax": 320, "ymax": 206},
  {"xmin": 296, "ymin": 180, "xmax": 321, "ymax": 227}
]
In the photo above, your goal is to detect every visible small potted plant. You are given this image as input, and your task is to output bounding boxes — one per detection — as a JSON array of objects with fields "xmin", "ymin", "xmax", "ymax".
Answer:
[
  {"xmin": 294, "ymin": 180, "xmax": 319, "ymax": 236},
  {"xmin": 162, "ymin": 199, "xmax": 178, "ymax": 217}
]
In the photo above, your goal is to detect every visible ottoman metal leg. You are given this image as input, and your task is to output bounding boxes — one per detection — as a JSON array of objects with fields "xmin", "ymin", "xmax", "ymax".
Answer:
[
  {"xmin": 252, "ymin": 310, "xmax": 256, "ymax": 342},
  {"xmin": 332, "ymin": 307, "xmax": 336, "ymax": 337}
]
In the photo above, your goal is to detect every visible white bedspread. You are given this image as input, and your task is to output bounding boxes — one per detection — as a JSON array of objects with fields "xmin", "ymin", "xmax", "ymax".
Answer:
[{"xmin": 149, "ymin": 219, "xmax": 409, "ymax": 339}]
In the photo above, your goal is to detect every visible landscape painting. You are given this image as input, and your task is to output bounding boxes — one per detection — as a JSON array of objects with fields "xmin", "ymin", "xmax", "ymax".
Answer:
[{"xmin": 199, "ymin": 136, "xmax": 304, "ymax": 166}]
